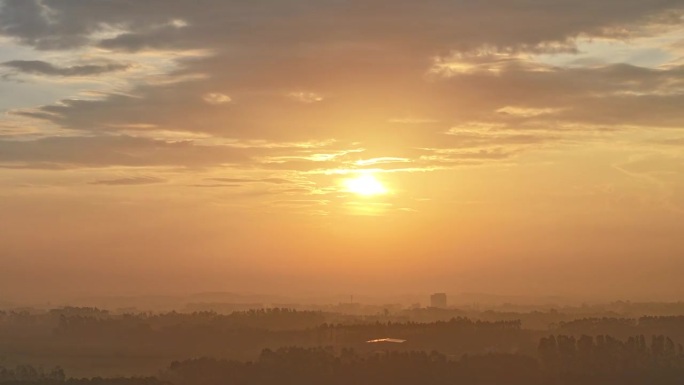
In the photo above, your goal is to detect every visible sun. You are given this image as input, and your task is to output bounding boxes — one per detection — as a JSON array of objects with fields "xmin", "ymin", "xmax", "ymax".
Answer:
[{"xmin": 343, "ymin": 174, "xmax": 388, "ymax": 196}]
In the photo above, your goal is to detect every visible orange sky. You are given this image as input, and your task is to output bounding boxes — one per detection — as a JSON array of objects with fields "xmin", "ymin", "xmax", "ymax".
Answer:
[{"xmin": 1, "ymin": 1, "xmax": 684, "ymax": 303}]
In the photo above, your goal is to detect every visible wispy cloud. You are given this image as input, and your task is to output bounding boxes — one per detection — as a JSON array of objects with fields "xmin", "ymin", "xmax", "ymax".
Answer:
[
  {"xmin": 89, "ymin": 176, "xmax": 166, "ymax": 186},
  {"xmin": 2, "ymin": 60, "xmax": 130, "ymax": 77}
]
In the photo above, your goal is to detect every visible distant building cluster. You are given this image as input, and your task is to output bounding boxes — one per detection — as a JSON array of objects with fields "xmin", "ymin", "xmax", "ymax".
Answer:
[{"xmin": 430, "ymin": 293, "xmax": 447, "ymax": 308}]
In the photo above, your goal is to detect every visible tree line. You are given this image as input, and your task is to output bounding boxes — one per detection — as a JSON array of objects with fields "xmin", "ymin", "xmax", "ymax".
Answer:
[{"xmin": 4, "ymin": 335, "xmax": 684, "ymax": 385}]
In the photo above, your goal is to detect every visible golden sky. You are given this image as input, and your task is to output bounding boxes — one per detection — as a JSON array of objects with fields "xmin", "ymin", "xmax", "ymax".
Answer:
[{"xmin": 1, "ymin": 0, "xmax": 684, "ymax": 303}]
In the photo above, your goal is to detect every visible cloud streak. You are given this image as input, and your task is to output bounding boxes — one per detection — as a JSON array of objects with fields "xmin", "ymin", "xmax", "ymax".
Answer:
[
  {"xmin": 89, "ymin": 176, "xmax": 166, "ymax": 186},
  {"xmin": 2, "ymin": 60, "xmax": 130, "ymax": 77}
]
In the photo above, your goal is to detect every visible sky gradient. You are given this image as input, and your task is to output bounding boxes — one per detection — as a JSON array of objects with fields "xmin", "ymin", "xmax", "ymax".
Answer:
[{"xmin": 1, "ymin": 0, "xmax": 684, "ymax": 303}]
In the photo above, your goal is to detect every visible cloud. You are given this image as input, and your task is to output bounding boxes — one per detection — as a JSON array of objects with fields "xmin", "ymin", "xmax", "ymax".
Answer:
[
  {"xmin": 190, "ymin": 183, "xmax": 242, "ymax": 188},
  {"xmin": 203, "ymin": 92, "xmax": 232, "ymax": 105},
  {"xmin": 2, "ymin": 60, "xmax": 130, "ymax": 77},
  {"xmin": 89, "ymin": 176, "xmax": 166, "ymax": 186},
  {"xmin": 0, "ymin": 135, "xmax": 254, "ymax": 169},
  {"xmin": 354, "ymin": 158, "xmax": 412, "ymax": 167},
  {"xmin": 207, "ymin": 177, "xmax": 293, "ymax": 184},
  {"xmin": 0, "ymin": 134, "xmax": 373, "ymax": 172},
  {"xmin": 417, "ymin": 148, "xmax": 517, "ymax": 165},
  {"xmin": 388, "ymin": 118, "xmax": 439, "ymax": 125},
  {"xmin": 654, "ymin": 137, "xmax": 684, "ymax": 146},
  {"xmin": 496, "ymin": 106, "xmax": 563, "ymax": 118},
  {"xmin": 1, "ymin": 0, "xmax": 683, "ymax": 174},
  {"xmin": 2, "ymin": 0, "xmax": 682, "ymax": 52},
  {"xmin": 288, "ymin": 91, "xmax": 323, "ymax": 103},
  {"xmin": 271, "ymin": 199, "xmax": 329, "ymax": 207}
]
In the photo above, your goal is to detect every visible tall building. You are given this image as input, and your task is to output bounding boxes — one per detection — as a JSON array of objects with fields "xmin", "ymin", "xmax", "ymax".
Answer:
[{"xmin": 430, "ymin": 293, "xmax": 447, "ymax": 308}]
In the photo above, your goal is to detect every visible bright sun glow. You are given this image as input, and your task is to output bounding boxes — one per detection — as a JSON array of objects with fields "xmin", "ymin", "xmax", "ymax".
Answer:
[{"xmin": 343, "ymin": 174, "xmax": 388, "ymax": 196}]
